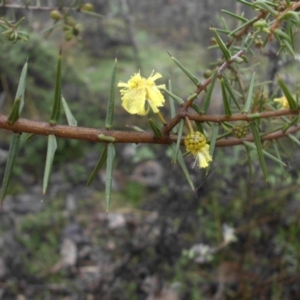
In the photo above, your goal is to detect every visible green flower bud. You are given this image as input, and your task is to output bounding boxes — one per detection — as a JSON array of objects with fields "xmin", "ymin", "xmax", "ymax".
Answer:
[
  {"xmin": 203, "ymin": 69, "xmax": 212, "ymax": 79},
  {"xmin": 64, "ymin": 32, "xmax": 73, "ymax": 41},
  {"xmin": 50, "ymin": 10, "xmax": 62, "ymax": 20},
  {"xmin": 232, "ymin": 123, "xmax": 249, "ymax": 139},
  {"xmin": 81, "ymin": 3, "xmax": 94, "ymax": 12}
]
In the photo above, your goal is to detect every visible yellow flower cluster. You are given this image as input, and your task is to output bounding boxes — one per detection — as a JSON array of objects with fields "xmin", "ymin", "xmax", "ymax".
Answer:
[
  {"xmin": 118, "ymin": 71, "xmax": 166, "ymax": 116},
  {"xmin": 185, "ymin": 131, "xmax": 212, "ymax": 169},
  {"xmin": 273, "ymin": 96, "xmax": 289, "ymax": 109}
]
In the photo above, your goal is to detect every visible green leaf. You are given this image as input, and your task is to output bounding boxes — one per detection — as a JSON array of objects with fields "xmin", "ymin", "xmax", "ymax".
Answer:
[
  {"xmin": 279, "ymin": 11, "xmax": 300, "ymax": 23},
  {"xmin": 43, "ymin": 135, "xmax": 57, "ymax": 194},
  {"xmin": 167, "ymin": 80, "xmax": 178, "ymax": 134},
  {"xmin": 164, "ymin": 87, "xmax": 184, "ymax": 105},
  {"xmin": 288, "ymin": 134, "xmax": 300, "ymax": 147},
  {"xmin": 248, "ymin": 123, "xmax": 268, "ymax": 183},
  {"xmin": 252, "ymin": 1, "xmax": 278, "ymax": 16},
  {"xmin": 7, "ymin": 98, "xmax": 21, "ymax": 125},
  {"xmin": 61, "ymin": 96, "xmax": 77, "ymax": 126},
  {"xmin": 223, "ymin": 76, "xmax": 241, "ymax": 110},
  {"xmin": 236, "ymin": 0, "xmax": 252, "ymax": 7},
  {"xmin": 229, "ymin": 17, "xmax": 259, "ymax": 36},
  {"xmin": 245, "ymin": 144, "xmax": 253, "ymax": 183},
  {"xmin": 105, "ymin": 143, "xmax": 116, "ymax": 212},
  {"xmin": 171, "ymin": 145, "xmax": 194, "ymax": 191},
  {"xmin": 221, "ymin": 10, "xmax": 248, "ymax": 23},
  {"xmin": 172, "ymin": 119, "xmax": 184, "ymax": 163},
  {"xmin": 242, "ymin": 72, "xmax": 255, "ymax": 113},
  {"xmin": 105, "ymin": 58, "xmax": 117, "ymax": 129},
  {"xmin": 220, "ymin": 78, "xmax": 232, "ymax": 116},
  {"xmin": 278, "ymin": 77, "xmax": 297, "ymax": 110},
  {"xmin": 1, "ymin": 133, "xmax": 21, "ymax": 203},
  {"xmin": 86, "ymin": 145, "xmax": 108, "ymax": 189},
  {"xmin": 148, "ymin": 118, "xmax": 162, "ymax": 138},
  {"xmin": 200, "ymin": 70, "xmax": 218, "ymax": 114},
  {"xmin": 168, "ymin": 52, "xmax": 200, "ymax": 86},
  {"xmin": 282, "ymin": 39, "xmax": 295, "ymax": 57},
  {"xmin": 273, "ymin": 141, "xmax": 286, "ymax": 177},
  {"xmin": 274, "ymin": 28, "xmax": 291, "ymax": 43},
  {"xmin": 49, "ymin": 52, "xmax": 62, "ymax": 125},
  {"xmin": 244, "ymin": 141, "xmax": 286, "ymax": 167},
  {"xmin": 7, "ymin": 60, "xmax": 28, "ymax": 124},
  {"xmin": 211, "ymin": 28, "xmax": 231, "ymax": 61},
  {"xmin": 209, "ymin": 123, "xmax": 219, "ymax": 158}
]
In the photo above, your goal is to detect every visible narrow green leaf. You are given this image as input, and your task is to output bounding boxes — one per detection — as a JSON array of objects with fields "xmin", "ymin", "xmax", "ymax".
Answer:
[
  {"xmin": 7, "ymin": 98, "xmax": 21, "ymax": 125},
  {"xmin": 1, "ymin": 133, "xmax": 21, "ymax": 203},
  {"xmin": 7, "ymin": 60, "xmax": 28, "ymax": 124},
  {"xmin": 168, "ymin": 52, "xmax": 200, "ymax": 86},
  {"xmin": 288, "ymin": 134, "xmax": 300, "ymax": 147},
  {"xmin": 172, "ymin": 119, "xmax": 184, "ymax": 163},
  {"xmin": 236, "ymin": 0, "xmax": 252, "ymax": 7},
  {"xmin": 105, "ymin": 58, "xmax": 117, "ymax": 129},
  {"xmin": 148, "ymin": 118, "xmax": 162, "ymax": 138},
  {"xmin": 86, "ymin": 145, "xmax": 108, "ymax": 188},
  {"xmin": 242, "ymin": 72, "xmax": 255, "ymax": 113},
  {"xmin": 49, "ymin": 52, "xmax": 62, "ymax": 125},
  {"xmin": 200, "ymin": 70, "xmax": 218, "ymax": 114},
  {"xmin": 244, "ymin": 144, "xmax": 253, "ymax": 183},
  {"xmin": 209, "ymin": 123, "xmax": 219, "ymax": 158},
  {"xmin": 15, "ymin": 59, "xmax": 27, "ymax": 113},
  {"xmin": 223, "ymin": 76, "xmax": 241, "ymax": 110},
  {"xmin": 167, "ymin": 80, "xmax": 178, "ymax": 134},
  {"xmin": 282, "ymin": 38, "xmax": 295, "ymax": 57},
  {"xmin": 61, "ymin": 96, "xmax": 77, "ymax": 126},
  {"xmin": 220, "ymin": 78, "xmax": 232, "ymax": 116},
  {"xmin": 14, "ymin": 16, "xmax": 25, "ymax": 28},
  {"xmin": 171, "ymin": 145, "xmax": 194, "ymax": 191},
  {"xmin": 187, "ymin": 93, "xmax": 198, "ymax": 102},
  {"xmin": 252, "ymin": 1, "xmax": 278, "ymax": 16},
  {"xmin": 191, "ymin": 103, "xmax": 202, "ymax": 114},
  {"xmin": 195, "ymin": 122, "xmax": 204, "ymax": 133},
  {"xmin": 278, "ymin": 77, "xmax": 297, "ymax": 110},
  {"xmin": 279, "ymin": 11, "xmax": 300, "ymax": 23},
  {"xmin": 164, "ymin": 87, "xmax": 184, "ymax": 105},
  {"xmin": 244, "ymin": 141, "xmax": 286, "ymax": 167},
  {"xmin": 287, "ymin": 20, "xmax": 295, "ymax": 51},
  {"xmin": 273, "ymin": 141, "xmax": 286, "ymax": 176},
  {"xmin": 221, "ymin": 10, "xmax": 248, "ymax": 22},
  {"xmin": 105, "ymin": 143, "xmax": 116, "ymax": 212},
  {"xmin": 229, "ymin": 17, "xmax": 259, "ymax": 36},
  {"xmin": 211, "ymin": 28, "xmax": 231, "ymax": 61},
  {"xmin": 249, "ymin": 123, "xmax": 268, "ymax": 182},
  {"xmin": 274, "ymin": 28, "xmax": 291, "ymax": 43},
  {"xmin": 43, "ymin": 135, "xmax": 57, "ymax": 194}
]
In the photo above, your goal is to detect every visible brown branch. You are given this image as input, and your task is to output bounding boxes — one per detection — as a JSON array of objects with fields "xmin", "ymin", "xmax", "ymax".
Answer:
[
  {"xmin": 0, "ymin": 114, "xmax": 175, "ymax": 145},
  {"xmin": 1, "ymin": 113, "xmax": 300, "ymax": 148},
  {"xmin": 0, "ymin": 4, "xmax": 74, "ymax": 11},
  {"xmin": 186, "ymin": 107, "xmax": 300, "ymax": 122}
]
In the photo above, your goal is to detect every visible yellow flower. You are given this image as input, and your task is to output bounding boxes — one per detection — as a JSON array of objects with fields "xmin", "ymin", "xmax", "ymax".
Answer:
[
  {"xmin": 118, "ymin": 71, "xmax": 166, "ymax": 116},
  {"xmin": 185, "ymin": 131, "xmax": 212, "ymax": 169},
  {"xmin": 274, "ymin": 96, "xmax": 289, "ymax": 109}
]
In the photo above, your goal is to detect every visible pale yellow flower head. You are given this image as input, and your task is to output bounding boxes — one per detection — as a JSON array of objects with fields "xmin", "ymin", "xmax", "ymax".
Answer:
[
  {"xmin": 185, "ymin": 131, "xmax": 213, "ymax": 169},
  {"xmin": 274, "ymin": 96, "xmax": 289, "ymax": 109},
  {"xmin": 118, "ymin": 71, "xmax": 166, "ymax": 116}
]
